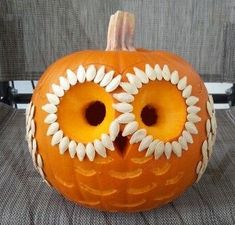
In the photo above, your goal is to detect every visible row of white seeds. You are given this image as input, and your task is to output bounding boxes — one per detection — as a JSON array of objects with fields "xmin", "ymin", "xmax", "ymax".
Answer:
[
  {"xmin": 49, "ymin": 65, "xmax": 122, "ymax": 101},
  {"xmin": 196, "ymin": 95, "xmax": 217, "ymax": 182},
  {"xmin": 25, "ymin": 102, "xmax": 51, "ymax": 186}
]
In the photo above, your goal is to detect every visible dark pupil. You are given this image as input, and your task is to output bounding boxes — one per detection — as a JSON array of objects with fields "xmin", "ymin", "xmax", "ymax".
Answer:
[
  {"xmin": 85, "ymin": 101, "xmax": 106, "ymax": 126},
  {"xmin": 141, "ymin": 105, "xmax": 157, "ymax": 126}
]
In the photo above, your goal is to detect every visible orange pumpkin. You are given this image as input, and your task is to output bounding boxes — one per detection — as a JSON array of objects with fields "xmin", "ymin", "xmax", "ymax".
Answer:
[{"xmin": 25, "ymin": 11, "xmax": 216, "ymax": 212}]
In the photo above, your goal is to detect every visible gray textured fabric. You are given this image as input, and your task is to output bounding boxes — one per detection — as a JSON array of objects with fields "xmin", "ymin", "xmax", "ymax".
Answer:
[
  {"xmin": 0, "ymin": 102, "xmax": 235, "ymax": 224},
  {"xmin": 0, "ymin": 0, "xmax": 235, "ymax": 82}
]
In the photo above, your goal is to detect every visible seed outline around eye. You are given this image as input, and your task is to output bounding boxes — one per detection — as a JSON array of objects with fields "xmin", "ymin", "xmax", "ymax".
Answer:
[
  {"xmin": 116, "ymin": 64, "xmax": 213, "ymax": 160},
  {"xmin": 42, "ymin": 65, "xmax": 126, "ymax": 161}
]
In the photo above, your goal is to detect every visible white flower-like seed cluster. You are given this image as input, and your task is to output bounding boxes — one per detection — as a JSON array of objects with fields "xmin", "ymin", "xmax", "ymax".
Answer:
[
  {"xmin": 42, "ymin": 65, "xmax": 122, "ymax": 161},
  {"xmin": 114, "ymin": 64, "xmax": 201, "ymax": 159},
  {"xmin": 25, "ymin": 102, "xmax": 51, "ymax": 187},
  {"xmin": 195, "ymin": 95, "xmax": 217, "ymax": 182}
]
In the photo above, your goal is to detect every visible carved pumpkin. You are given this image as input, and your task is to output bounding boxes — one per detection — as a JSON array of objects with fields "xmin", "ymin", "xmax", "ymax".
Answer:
[{"xmin": 25, "ymin": 11, "xmax": 217, "ymax": 212}]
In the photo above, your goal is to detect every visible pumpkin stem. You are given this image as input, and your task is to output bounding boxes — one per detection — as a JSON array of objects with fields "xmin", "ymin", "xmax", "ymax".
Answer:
[{"xmin": 106, "ymin": 11, "xmax": 136, "ymax": 51}]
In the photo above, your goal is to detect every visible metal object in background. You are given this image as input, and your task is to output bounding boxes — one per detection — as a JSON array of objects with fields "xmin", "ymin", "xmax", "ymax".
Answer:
[
  {"xmin": 0, "ymin": 81, "xmax": 11, "ymax": 105},
  {"xmin": 226, "ymin": 84, "xmax": 235, "ymax": 107}
]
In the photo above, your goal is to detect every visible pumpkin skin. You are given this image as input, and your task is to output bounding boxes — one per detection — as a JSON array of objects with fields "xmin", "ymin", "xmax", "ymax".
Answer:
[{"xmin": 25, "ymin": 12, "xmax": 216, "ymax": 212}]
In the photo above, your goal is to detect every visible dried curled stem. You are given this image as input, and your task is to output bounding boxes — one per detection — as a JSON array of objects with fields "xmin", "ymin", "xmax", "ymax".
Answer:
[{"xmin": 106, "ymin": 11, "xmax": 136, "ymax": 51}]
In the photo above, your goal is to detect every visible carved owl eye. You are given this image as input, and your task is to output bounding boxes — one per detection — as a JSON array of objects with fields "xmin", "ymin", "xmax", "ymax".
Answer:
[
  {"xmin": 41, "ymin": 65, "xmax": 122, "ymax": 161},
  {"xmin": 118, "ymin": 64, "xmax": 201, "ymax": 159}
]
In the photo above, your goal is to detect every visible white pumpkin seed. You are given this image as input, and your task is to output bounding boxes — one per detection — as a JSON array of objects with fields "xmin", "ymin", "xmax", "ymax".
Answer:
[
  {"xmin": 77, "ymin": 65, "xmax": 86, "ymax": 83},
  {"xmin": 94, "ymin": 66, "xmax": 105, "ymax": 83},
  {"xmin": 187, "ymin": 106, "xmax": 201, "ymax": 114},
  {"xmin": 26, "ymin": 121, "xmax": 31, "ymax": 134},
  {"xmin": 185, "ymin": 122, "xmax": 198, "ymax": 134},
  {"xmin": 207, "ymin": 133, "xmax": 213, "ymax": 158},
  {"xmin": 154, "ymin": 64, "xmax": 163, "ymax": 80},
  {"xmin": 32, "ymin": 138, "xmax": 37, "ymax": 152},
  {"xmin": 126, "ymin": 73, "xmax": 142, "ymax": 88},
  {"xmin": 196, "ymin": 161, "xmax": 202, "ymax": 174},
  {"xmin": 170, "ymin": 71, "xmax": 179, "ymax": 84},
  {"xmin": 177, "ymin": 76, "xmax": 187, "ymax": 90},
  {"xmin": 86, "ymin": 65, "xmax": 96, "ymax": 81},
  {"xmin": 46, "ymin": 93, "xmax": 60, "ymax": 105},
  {"xmin": 182, "ymin": 85, "xmax": 192, "ymax": 98},
  {"xmin": 172, "ymin": 141, "xmax": 182, "ymax": 157},
  {"xmin": 182, "ymin": 130, "xmax": 193, "ymax": 144},
  {"xmin": 67, "ymin": 69, "xmax": 77, "ymax": 85},
  {"xmin": 178, "ymin": 136, "xmax": 188, "ymax": 150},
  {"xmin": 37, "ymin": 154, "xmax": 43, "ymax": 168},
  {"xmin": 164, "ymin": 142, "xmax": 172, "ymax": 159},
  {"xmin": 206, "ymin": 119, "xmax": 211, "ymax": 136},
  {"xmin": 122, "ymin": 121, "xmax": 138, "ymax": 136},
  {"xmin": 133, "ymin": 67, "xmax": 149, "ymax": 83},
  {"xmin": 187, "ymin": 113, "xmax": 201, "ymax": 123},
  {"xmin": 86, "ymin": 143, "xmax": 96, "ymax": 161},
  {"xmin": 145, "ymin": 140, "xmax": 159, "ymax": 157},
  {"xmin": 59, "ymin": 76, "xmax": 70, "ymax": 90},
  {"xmin": 145, "ymin": 64, "xmax": 157, "ymax": 80},
  {"xmin": 209, "ymin": 96, "xmax": 215, "ymax": 113},
  {"xmin": 207, "ymin": 101, "xmax": 213, "ymax": 118},
  {"xmin": 117, "ymin": 113, "xmax": 135, "ymax": 124},
  {"xmin": 76, "ymin": 143, "xmax": 86, "ymax": 161},
  {"xmin": 154, "ymin": 141, "xmax": 164, "ymax": 159},
  {"xmin": 47, "ymin": 122, "xmax": 59, "ymax": 136},
  {"xmin": 101, "ymin": 134, "xmax": 114, "ymax": 151},
  {"xmin": 27, "ymin": 137, "xmax": 32, "ymax": 153},
  {"xmin": 109, "ymin": 120, "xmax": 120, "ymax": 141},
  {"xmin": 94, "ymin": 139, "xmax": 107, "ymax": 158},
  {"xmin": 68, "ymin": 141, "xmax": 77, "ymax": 158},
  {"xmin": 211, "ymin": 116, "xmax": 217, "ymax": 134},
  {"xmin": 129, "ymin": 129, "xmax": 147, "ymax": 144},
  {"xmin": 186, "ymin": 96, "xmax": 199, "ymax": 106},
  {"xmin": 162, "ymin": 65, "xmax": 171, "ymax": 81},
  {"xmin": 202, "ymin": 140, "xmax": 208, "ymax": 162},
  {"xmin": 59, "ymin": 136, "xmax": 69, "ymax": 154},
  {"xmin": 52, "ymin": 84, "xmax": 64, "ymax": 97},
  {"xmin": 51, "ymin": 130, "xmax": 63, "ymax": 146},
  {"xmin": 112, "ymin": 102, "xmax": 133, "ymax": 113},
  {"xmin": 29, "ymin": 105, "xmax": 35, "ymax": 120},
  {"xmin": 105, "ymin": 75, "xmax": 122, "ymax": 92},
  {"xmin": 209, "ymin": 95, "xmax": 214, "ymax": 105},
  {"xmin": 100, "ymin": 71, "xmax": 114, "ymax": 87},
  {"xmin": 138, "ymin": 135, "xmax": 153, "ymax": 152},
  {"xmin": 44, "ymin": 113, "xmax": 57, "ymax": 124},
  {"xmin": 31, "ymin": 119, "xmax": 35, "ymax": 137},
  {"xmin": 120, "ymin": 82, "xmax": 138, "ymax": 95},
  {"xmin": 42, "ymin": 104, "xmax": 57, "ymax": 114},
  {"xmin": 113, "ymin": 92, "xmax": 134, "ymax": 103}
]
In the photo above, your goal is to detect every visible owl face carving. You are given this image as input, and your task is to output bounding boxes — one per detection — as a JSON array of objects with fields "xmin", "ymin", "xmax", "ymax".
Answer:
[
  {"xmin": 42, "ymin": 63, "xmax": 195, "ymax": 161},
  {"xmin": 25, "ymin": 49, "xmax": 216, "ymax": 212}
]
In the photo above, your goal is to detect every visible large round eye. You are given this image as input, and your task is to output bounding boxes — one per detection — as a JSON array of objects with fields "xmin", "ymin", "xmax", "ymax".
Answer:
[
  {"xmin": 119, "ymin": 64, "xmax": 201, "ymax": 159},
  {"xmin": 42, "ymin": 65, "xmax": 122, "ymax": 161},
  {"xmin": 132, "ymin": 81, "xmax": 187, "ymax": 141}
]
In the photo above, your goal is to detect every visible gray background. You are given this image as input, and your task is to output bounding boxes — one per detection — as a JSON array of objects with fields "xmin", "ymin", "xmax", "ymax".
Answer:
[{"xmin": 0, "ymin": 0, "xmax": 235, "ymax": 82}]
